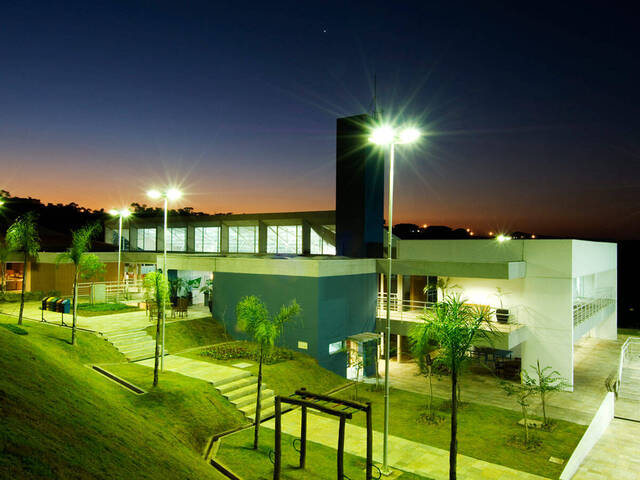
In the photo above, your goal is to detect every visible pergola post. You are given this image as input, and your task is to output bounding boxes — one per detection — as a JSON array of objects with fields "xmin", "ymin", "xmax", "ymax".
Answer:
[
  {"xmin": 273, "ymin": 396, "xmax": 281, "ymax": 480},
  {"xmin": 366, "ymin": 402, "xmax": 372, "ymax": 480},
  {"xmin": 337, "ymin": 416, "xmax": 346, "ymax": 480},
  {"xmin": 300, "ymin": 405, "xmax": 307, "ymax": 469}
]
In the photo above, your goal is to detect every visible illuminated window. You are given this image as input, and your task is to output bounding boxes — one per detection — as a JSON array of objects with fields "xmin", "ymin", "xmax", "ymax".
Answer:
[
  {"xmin": 310, "ymin": 227, "xmax": 336, "ymax": 255},
  {"xmin": 194, "ymin": 227, "xmax": 220, "ymax": 252},
  {"xmin": 228, "ymin": 226, "xmax": 258, "ymax": 253},
  {"xmin": 329, "ymin": 340, "xmax": 344, "ymax": 355},
  {"xmin": 167, "ymin": 227, "xmax": 186, "ymax": 252},
  {"xmin": 267, "ymin": 225, "xmax": 302, "ymax": 254},
  {"xmin": 136, "ymin": 228, "xmax": 156, "ymax": 251},
  {"xmin": 111, "ymin": 229, "xmax": 130, "ymax": 251}
]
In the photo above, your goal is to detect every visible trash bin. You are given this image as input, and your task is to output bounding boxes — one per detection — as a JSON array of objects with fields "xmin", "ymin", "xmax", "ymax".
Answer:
[
  {"xmin": 47, "ymin": 297, "xmax": 59, "ymax": 311},
  {"xmin": 60, "ymin": 299, "xmax": 71, "ymax": 314},
  {"xmin": 42, "ymin": 297, "xmax": 51, "ymax": 310}
]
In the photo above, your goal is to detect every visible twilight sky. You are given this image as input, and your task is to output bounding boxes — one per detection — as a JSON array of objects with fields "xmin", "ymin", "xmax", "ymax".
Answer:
[{"xmin": 1, "ymin": 1, "xmax": 639, "ymax": 239}]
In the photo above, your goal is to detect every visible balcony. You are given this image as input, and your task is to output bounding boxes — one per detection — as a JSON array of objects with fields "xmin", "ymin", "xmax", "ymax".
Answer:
[{"xmin": 573, "ymin": 291, "xmax": 616, "ymax": 340}]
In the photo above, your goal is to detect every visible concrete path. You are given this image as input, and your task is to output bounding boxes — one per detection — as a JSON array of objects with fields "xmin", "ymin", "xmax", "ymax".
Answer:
[
  {"xmin": 136, "ymin": 354, "xmax": 276, "ymax": 420},
  {"xmin": 263, "ymin": 409, "xmax": 549, "ymax": 480},
  {"xmin": 573, "ymin": 418, "xmax": 640, "ymax": 480}
]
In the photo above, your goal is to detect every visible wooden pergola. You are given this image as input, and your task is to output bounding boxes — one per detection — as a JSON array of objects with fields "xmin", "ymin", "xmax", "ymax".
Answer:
[{"xmin": 273, "ymin": 388, "xmax": 373, "ymax": 480}]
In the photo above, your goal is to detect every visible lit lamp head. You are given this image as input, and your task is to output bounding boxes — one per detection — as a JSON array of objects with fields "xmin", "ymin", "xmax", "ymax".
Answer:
[
  {"xmin": 369, "ymin": 125, "xmax": 421, "ymax": 145},
  {"xmin": 497, "ymin": 234, "xmax": 512, "ymax": 243},
  {"xmin": 147, "ymin": 189, "xmax": 162, "ymax": 199},
  {"xmin": 166, "ymin": 188, "xmax": 182, "ymax": 201},
  {"xmin": 110, "ymin": 208, "xmax": 132, "ymax": 218}
]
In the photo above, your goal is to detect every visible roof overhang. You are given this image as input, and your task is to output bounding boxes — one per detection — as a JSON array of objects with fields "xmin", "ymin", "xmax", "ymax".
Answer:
[{"xmin": 376, "ymin": 259, "xmax": 526, "ymax": 279}]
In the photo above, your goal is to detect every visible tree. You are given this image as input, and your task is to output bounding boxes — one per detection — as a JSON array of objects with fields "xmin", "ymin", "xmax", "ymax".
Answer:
[
  {"xmin": 409, "ymin": 322, "xmax": 439, "ymax": 420},
  {"xmin": 419, "ymin": 294, "xmax": 491, "ymax": 480},
  {"xmin": 500, "ymin": 376, "xmax": 538, "ymax": 446},
  {"xmin": 0, "ymin": 238, "xmax": 9, "ymax": 294},
  {"xmin": 236, "ymin": 296, "xmax": 300, "ymax": 450},
  {"xmin": 425, "ymin": 277, "xmax": 460, "ymax": 302},
  {"xmin": 56, "ymin": 223, "xmax": 101, "ymax": 345},
  {"xmin": 80, "ymin": 254, "xmax": 106, "ymax": 304},
  {"xmin": 6, "ymin": 212, "xmax": 40, "ymax": 325},
  {"xmin": 143, "ymin": 271, "xmax": 169, "ymax": 387},
  {"xmin": 528, "ymin": 360, "xmax": 570, "ymax": 427}
]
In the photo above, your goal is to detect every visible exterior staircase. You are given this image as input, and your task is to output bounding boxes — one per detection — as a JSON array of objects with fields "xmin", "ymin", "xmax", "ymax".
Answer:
[
  {"xmin": 104, "ymin": 329, "xmax": 166, "ymax": 361},
  {"xmin": 215, "ymin": 372, "xmax": 275, "ymax": 421}
]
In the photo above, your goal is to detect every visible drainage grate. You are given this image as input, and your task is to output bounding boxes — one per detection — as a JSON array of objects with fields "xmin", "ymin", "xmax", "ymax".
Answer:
[{"xmin": 91, "ymin": 365, "xmax": 146, "ymax": 394}]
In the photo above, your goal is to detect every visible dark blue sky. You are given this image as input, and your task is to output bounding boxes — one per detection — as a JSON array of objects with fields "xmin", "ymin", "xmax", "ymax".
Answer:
[{"xmin": 1, "ymin": 1, "xmax": 638, "ymax": 239}]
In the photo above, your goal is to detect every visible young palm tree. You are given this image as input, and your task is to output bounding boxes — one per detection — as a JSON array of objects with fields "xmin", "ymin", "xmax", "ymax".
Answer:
[
  {"xmin": 6, "ymin": 212, "xmax": 40, "ymax": 325},
  {"xmin": 420, "ymin": 294, "xmax": 491, "ymax": 480},
  {"xmin": 143, "ymin": 271, "xmax": 169, "ymax": 387},
  {"xmin": 408, "ymin": 323, "xmax": 439, "ymax": 419},
  {"xmin": 56, "ymin": 223, "xmax": 100, "ymax": 345},
  {"xmin": 236, "ymin": 295, "xmax": 300, "ymax": 450}
]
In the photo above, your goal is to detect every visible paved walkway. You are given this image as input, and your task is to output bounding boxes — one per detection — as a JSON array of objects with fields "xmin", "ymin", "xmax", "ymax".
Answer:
[
  {"xmin": 262, "ymin": 409, "xmax": 549, "ymax": 480},
  {"xmin": 573, "ymin": 418, "xmax": 640, "ymax": 480}
]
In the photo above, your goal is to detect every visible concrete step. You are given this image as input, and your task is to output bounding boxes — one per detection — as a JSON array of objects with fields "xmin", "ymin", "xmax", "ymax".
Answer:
[
  {"xmin": 218, "ymin": 376, "xmax": 257, "ymax": 394},
  {"xmin": 258, "ymin": 406, "xmax": 276, "ymax": 420},
  {"xmin": 225, "ymin": 383, "xmax": 264, "ymax": 401},
  {"xmin": 212, "ymin": 371, "xmax": 252, "ymax": 387},
  {"xmin": 128, "ymin": 350, "xmax": 167, "ymax": 361},
  {"xmin": 122, "ymin": 345, "xmax": 165, "ymax": 358},
  {"xmin": 239, "ymin": 394, "xmax": 275, "ymax": 415},
  {"xmin": 106, "ymin": 330, "xmax": 148, "ymax": 341},
  {"xmin": 118, "ymin": 341, "xmax": 157, "ymax": 355},
  {"xmin": 232, "ymin": 389, "xmax": 274, "ymax": 409}
]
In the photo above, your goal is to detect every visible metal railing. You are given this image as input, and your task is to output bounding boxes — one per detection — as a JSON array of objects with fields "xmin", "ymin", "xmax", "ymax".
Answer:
[
  {"xmin": 618, "ymin": 337, "xmax": 640, "ymax": 386},
  {"xmin": 376, "ymin": 293, "xmax": 521, "ymax": 325},
  {"xmin": 573, "ymin": 296, "xmax": 616, "ymax": 327},
  {"xmin": 76, "ymin": 280, "xmax": 145, "ymax": 303}
]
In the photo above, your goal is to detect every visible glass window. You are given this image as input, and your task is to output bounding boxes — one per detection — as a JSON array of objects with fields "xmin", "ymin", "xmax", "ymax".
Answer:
[
  {"xmin": 167, "ymin": 227, "xmax": 186, "ymax": 252},
  {"xmin": 111, "ymin": 228, "xmax": 130, "ymax": 251},
  {"xmin": 194, "ymin": 227, "xmax": 220, "ymax": 253},
  {"xmin": 310, "ymin": 228, "xmax": 336, "ymax": 255},
  {"xmin": 228, "ymin": 226, "xmax": 258, "ymax": 253},
  {"xmin": 136, "ymin": 228, "xmax": 156, "ymax": 251},
  {"xmin": 267, "ymin": 225, "xmax": 302, "ymax": 254},
  {"xmin": 329, "ymin": 340, "xmax": 344, "ymax": 355}
]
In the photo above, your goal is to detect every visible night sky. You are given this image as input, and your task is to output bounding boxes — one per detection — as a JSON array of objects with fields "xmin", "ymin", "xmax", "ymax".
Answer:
[{"xmin": 1, "ymin": 1, "xmax": 639, "ymax": 239}]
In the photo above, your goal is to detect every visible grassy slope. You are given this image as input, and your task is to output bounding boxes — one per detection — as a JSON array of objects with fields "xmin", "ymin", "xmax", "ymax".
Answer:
[
  {"xmin": 182, "ymin": 349, "xmax": 349, "ymax": 396},
  {"xmin": 0, "ymin": 315, "xmax": 243, "ymax": 479},
  {"xmin": 333, "ymin": 385, "xmax": 585, "ymax": 479},
  {"xmin": 145, "ymin": 317, "xmax": 230, "ymax": 353},
  {"xmin": 217, "ymin": 427, "xmax": 432, "ymax": 480}
]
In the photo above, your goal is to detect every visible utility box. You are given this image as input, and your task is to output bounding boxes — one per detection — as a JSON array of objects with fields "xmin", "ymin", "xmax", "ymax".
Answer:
[{"xmin": 92, "ymin": 284, "xmax": 107, "ymax": 303}]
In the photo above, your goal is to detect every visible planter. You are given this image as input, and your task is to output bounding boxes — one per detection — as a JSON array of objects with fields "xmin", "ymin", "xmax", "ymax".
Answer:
[{"xmin": 496, "ymin": 308, "xmax": 510, "ymax": 324}]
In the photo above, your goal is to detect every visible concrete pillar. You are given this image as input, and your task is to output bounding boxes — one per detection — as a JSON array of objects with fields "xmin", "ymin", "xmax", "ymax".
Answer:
[
  {"xmin": 220, "ymin": 224, "xmax": 229, "ymax": 254},
  {"xmin": 302, "ymin": 221, "xmax": 311, "ymax": 256},
  {"xmin": 187, "ymin": 224, "xmax": 195, "ymax": 252},
  {"xmin": 397, "ymin": 334, "xmax": 402, "ymax": 363},
  {"xmin": 258, "ymin": 221, "xmax": 268, "ymax": 254},
  {"xmin": 396, "ymin": 274, "xmax": 403, "ymax": 311},
  {"xmin": 155, "ymin": 225, "xmax": 164, "ymax": 252}
]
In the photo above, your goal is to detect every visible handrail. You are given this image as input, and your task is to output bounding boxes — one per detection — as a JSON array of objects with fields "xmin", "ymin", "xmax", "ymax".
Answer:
[
  {"xmin": 618, "ymin": 337, "xmax": 640, "ymax": 388},
  {"xmin": 573, "ymin": 296, "xmax": 616, "ymax": 327}
]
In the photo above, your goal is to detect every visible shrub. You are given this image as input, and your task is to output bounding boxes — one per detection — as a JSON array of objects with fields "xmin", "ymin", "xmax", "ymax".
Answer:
[
  {"xmin": 200, "ymin": 341, "xmax": 294, "ymax": 365},
  {"xmin": 0, "ymin": 290, "xmax": 60, "ymax": 303}
]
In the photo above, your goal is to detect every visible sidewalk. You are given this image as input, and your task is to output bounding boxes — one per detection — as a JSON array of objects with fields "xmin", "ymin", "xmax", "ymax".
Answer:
[{"xmin": 263, "ymin": 409, "xmax": 549, "ymax": 480}]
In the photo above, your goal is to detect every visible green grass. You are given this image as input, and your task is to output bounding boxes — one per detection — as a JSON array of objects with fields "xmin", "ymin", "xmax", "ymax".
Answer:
[
  {"xmin": 182, "ymin": 348, "xmax": 349, "ymax": 396},
  {"xmin": 0, "ymin": 314, "xmax": 243, "ymax": 479},
  {"xmin": 331, "ymin": 385, "xmax": 585, "ymax": 479},
  {"xmin": 618, "ymin": 327, "xmax": 640, "ymax": 336},
  {"xmin": 76, "ymin": 302, "xmax": 140, "ymax": 316},
  {"xmin": 216, "ymin": 426, "xmax": 432, "ymax": 480},
  {"xmin": 145, "ymin": 317, "xmax": 229, "ymax": 353}
]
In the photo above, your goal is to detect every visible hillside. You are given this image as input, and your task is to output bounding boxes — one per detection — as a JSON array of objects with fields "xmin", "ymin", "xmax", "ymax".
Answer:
[{"xmin": 0, "ymin": 316, "xmax": 245, "ymax": 479}]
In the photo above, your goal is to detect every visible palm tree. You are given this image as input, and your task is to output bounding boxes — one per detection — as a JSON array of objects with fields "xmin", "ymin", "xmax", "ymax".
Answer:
[
  {"xmin": 236, "ymin": 295, "xmax": 300, "ymax": 450},
  {"xmin": 143, "ymin": 271, "xmax": 169, "ymax": 387},
  {"xmin": 420, "ymin": 294, "xmax": 491, "ymax": 480},
  {"xmin": 56, "ymin": 223, "xmax": 100, "ymax": 345},
  {"xmin": 0, "ymin": 238, "xmax": 9, "ymax": 294},
  {"xmin": 6, "ymin": 212, "xmax": 40, "ymax": 325},
  {"xmin": 408, "ymin": 322, "xmax": 439, "ymax": 419}
]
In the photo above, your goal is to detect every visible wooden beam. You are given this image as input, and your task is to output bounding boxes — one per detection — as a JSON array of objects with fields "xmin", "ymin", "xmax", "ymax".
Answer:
[
  {"xmin": 300, "ymin": 405, "xmax": 307, "ymax": 469},
  {"xmin": 294, "ymin": 389, "xmax": 369, "ymax": 411},
  {"xmin": 338, "ymin": 416, "xmax": 346, "ymax": 480},
  {"xmin": 280, "ymin": 396, "xmax": 353, "ymax": 419}
]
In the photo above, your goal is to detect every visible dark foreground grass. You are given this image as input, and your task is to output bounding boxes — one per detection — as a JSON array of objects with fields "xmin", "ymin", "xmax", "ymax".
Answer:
[
  {"xmin": 0, "ymin": 315, "xmax": 240, "ymax": 479},
  {"xmin": 216, "ymin": 427, "xmax": 433, "ymax": 480},
  {"xmin": 183, "ymin": 348, "xmax": 349, "ymax": 396},
  {"xmin": 145, "ymin": 317, "xmax": 229, "ymax": 353},
  {"xmin": 332, "ymin": 385, "xmax": 585, "ymax": 479}
]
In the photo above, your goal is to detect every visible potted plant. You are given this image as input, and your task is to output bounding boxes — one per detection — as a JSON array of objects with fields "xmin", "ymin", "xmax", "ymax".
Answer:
[
  {"xmin": 200, "ymin": 278, "xmax": 214, "ymax": 312},
  {"xmin": 493, "ymin": 287, "xmax": 510, "ymax": 323},
  {"xmin": 185, "ymin": 277, "xmax": 201, "ymax": 306}
]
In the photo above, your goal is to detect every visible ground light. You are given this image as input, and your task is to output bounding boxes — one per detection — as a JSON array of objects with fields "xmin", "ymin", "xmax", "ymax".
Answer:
[
  {"xmin": 369, "ymin": 123, "xmax": 420, "ymax": 474},
  {"xmin": 146, "ymin": 188, "xmax": 182, "ymax": 370},
  {"xmin": 109, "ymin": 209, "xmax": 132, "ymax": 303}
]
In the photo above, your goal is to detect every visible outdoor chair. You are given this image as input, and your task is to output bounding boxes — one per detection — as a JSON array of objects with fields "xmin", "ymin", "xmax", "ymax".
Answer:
[{"xmin": 172, "ymin": 297, "xmax": 188, "ymax": 318}]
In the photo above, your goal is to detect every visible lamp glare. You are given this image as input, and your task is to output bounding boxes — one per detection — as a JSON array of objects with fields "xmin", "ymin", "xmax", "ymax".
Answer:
[
  {"xmin": 167, "ymin": 188, "xmax": 182, "ymax": 200},
  {"xmin": 120, "ymin": 209, "xmax": 132, "ymax": 218},
  {"xmin": 109, "ymin": 209, "xmax": 119, "ymax": 216},
  {"xmin": 399, "ymin": 127, "xmax": 420, "ymax": 144},
  {"xmin": 369, "ymin": 126, "xmax": 395, "ymax": 145},
  {"xmin": 147, "ymin": 189, "xmax": 161, "ymax": 199}
]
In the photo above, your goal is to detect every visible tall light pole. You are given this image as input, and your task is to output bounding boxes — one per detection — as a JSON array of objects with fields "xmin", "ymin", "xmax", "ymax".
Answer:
[
  {"xmin": 147, "ymin": 187, "xmax": 182, "ymax": 370},
  {"xmin": 369, "ymin": 124, "xmax": 420, "ymax": 474},
  {"xmin": 109, "ymin": 208, "xmax": 132, "ymax": 303}
]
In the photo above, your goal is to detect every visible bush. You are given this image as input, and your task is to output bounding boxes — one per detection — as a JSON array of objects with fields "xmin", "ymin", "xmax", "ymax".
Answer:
[
  {"xmin": 200, "ymin": 341, "xmax": 294, "ymax": 365},
  {"xmin": 0, "ymin": 290, "xmax": 60, "ymax": 303}
]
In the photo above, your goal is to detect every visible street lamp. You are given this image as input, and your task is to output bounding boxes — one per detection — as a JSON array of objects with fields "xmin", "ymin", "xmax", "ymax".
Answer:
[
  {"xmin": 369, "ymin": 124, "xmax": 420, "ymax": 474},
  {"xmin": 147, "ymin": 187, "xmax": 182, "ymax": 370},
  {"xmin": 109, "ymin": 208, "xmax": 132, "ymax": 303}
]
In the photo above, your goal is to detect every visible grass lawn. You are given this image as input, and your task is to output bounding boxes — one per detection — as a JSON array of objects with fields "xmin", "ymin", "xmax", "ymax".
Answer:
[
  {"xmin": 76, "ymin": 302, "xmax": 140, "ymax": 316},
  {"xmin": 145, "ymin": 317, "xmax": 229, "ymax": 353},
  {"xmin": 0, "ymin": 314, "xmax": 241, "ymax": 479},
  {"xmin": 182, "ymin": 348, "xmax": 349, "ymax": 396},
  {"xmin": 331, "ymin": 385, "xmax": 585, "ymax": 479},
  {"xmin": 618, "ymin": 327, "xmax": 640, "ymax": 336},
  {"xmin": 216, "ymin": 426, "xmax": 433, "ymax": 480}
]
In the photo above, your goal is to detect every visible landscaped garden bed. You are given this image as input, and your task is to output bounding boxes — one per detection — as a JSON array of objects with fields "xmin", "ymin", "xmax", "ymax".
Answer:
[
  {"xmin": 200, "ymin": 340, "xmax": 294, "ymax": 364},
  {"xmin": 76, "ymin": 302, "xmax": 140, "ymax": 316}
]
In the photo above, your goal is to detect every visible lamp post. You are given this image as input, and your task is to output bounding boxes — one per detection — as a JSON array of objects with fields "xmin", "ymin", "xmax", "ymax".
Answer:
[
  {"xmin": 369, "ymin": 124, "xmax": 420, "ymax": 474},
  {"xmin": 147, "ymin": 187, "xmax": 182, "ymax": 370},
  {"xmin": 108, "ymin": 208, "xmax": 131, "ymax": 303}
]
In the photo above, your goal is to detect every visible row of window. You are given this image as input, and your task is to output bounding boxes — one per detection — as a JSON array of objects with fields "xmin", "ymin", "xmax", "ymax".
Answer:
[{"xmin": 129, "ymin": 225, "xmax": 336, "ymax": 255}]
